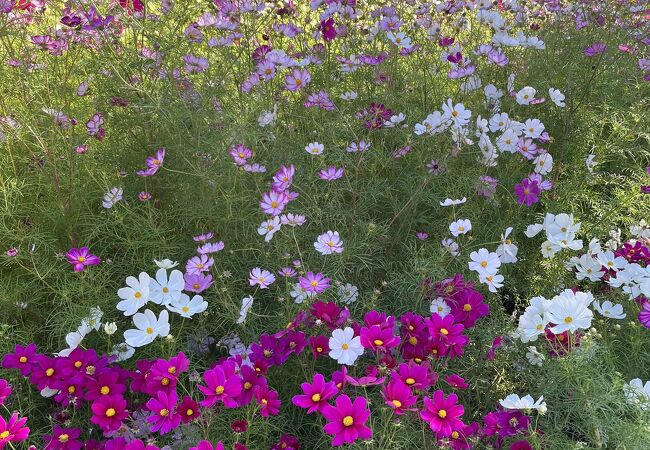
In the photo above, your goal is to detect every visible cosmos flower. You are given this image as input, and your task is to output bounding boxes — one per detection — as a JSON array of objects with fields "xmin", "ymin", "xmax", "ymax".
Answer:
[{"xmin": 65, "ymin": 247, "xmax": 101, "ymax": 272}]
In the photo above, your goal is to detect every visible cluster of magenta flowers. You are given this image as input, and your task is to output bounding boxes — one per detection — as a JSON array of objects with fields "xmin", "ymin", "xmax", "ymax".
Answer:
[{"xmin": 0, "ymin": 273, "xmax": 537, "ymax": 449}]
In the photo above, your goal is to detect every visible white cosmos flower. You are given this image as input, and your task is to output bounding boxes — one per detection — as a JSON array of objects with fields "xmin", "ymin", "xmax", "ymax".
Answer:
[
  {"xmin": 430, "ymin": 298, "xmax": 451, "ymax": 317},
  {"xmin": 585, "ymin": 154, "xmax": 598, "ymax": 173},
  {"xmin": 328, "ymin": 327, "xmax": 364, "ymax": 365},
  {"xmin": 524, "ymin": 223, "xmax": 544, "ymax": 238},
  {"xmin": 340, "ymin": 91, "xmax": 358, "ymax": 100},
  {"xmin": 546, "ymin": 291, "xmax": 593, "ymax": 334},
  {"xmin": 290, "ymin": 282, "xmax": 314, "ymax": 304},
  {"xmin": 596, "ymin": 251, "xmax": 628, "ymax": 271},
  {"xmin": 104, "ymin": 322, "xmax": 118, "ymax": 335},
  {"xmin": 441, "ymin": 99, "xmax": 472, "ymax": 128},
  {"xmin": 593, "ymin": 300, "xmax": 626, "ymax": 319},
  {"xmin": 305, "ymin": 142, "xmax": 324, "ymax": 155},
  {"xmin": 468, "ymin": 248, "xmax": 501, "ymax": 276},
  {"xmin": 258, "ymin": 216, "xmax": 281, "ymax": 242},
  {"xmin": 575, "ymin": 254, "xmax": 604, "ymax": 282},
  {"xmin": 449, "ymin": 219, "xmax": 472, "ymax": 237},
  {"xmin": 496, "ymin": 227, "xmax": 518, "ymax": 264},
  {"xmin": 154, "ymin": 258, "xmax": 178, "ymax": 269},
  {"xmin": 526, "ymin": 346, "xmax": 545, "ymax": 366},
  {"xmin": 517, "ymin": 310, "xmax": 548, "ymax": 342},
  {"xmin": 150, "ymin": 268, "xmax": 184, "ymax": 305},
  {"xmin": 533, "ymin": 153, "xmax": 553, "ymax": 175},
  {"xmin": 237, "ymin": 296, "xmax": 254, "ymax": 324},
  {"xmin": 338, "ymin": 283, "xmax": 359, "ymax": 304},
  {"xmin": 167, "ymin": 294, "xmax": 208, "ymax": 318},
  {"xmin": 548, "ymin": 88, "xmax": 565, "ymax": 107},
  {"xmin": 441, "ymin": 238, "xmax": 460, "ymax": 256},
  {"xmin": 111, "ymin": 342, "xmax": 135, "ymax": 362},
  {"xmin": 626, "ymin": 379, "xmax": 650, "ymax": 409},
  {"xmin": 56, "ymin": 329, "xmax": 88, "ymax": 356},
  {"xmin": 124, "ymin": 309, "xmax": 170, "ymax": 347},
  {"xmin": 117, "ymin": 272, "xmax": 151, "ymax": 316},
  {"xmin": 81, "ymin": 306, "xmax": 103, "ymax": 331},
  {"xmin": 499, "ymin": 394, "xmax": 546, "ymax": 411},
  {"xmin": 515, "ymin": 86, "xmax": 536, "ymax": 105},
  {"xmin": 440, "ymin": 197, "xmax": 467, "ymax": 207},
  {"xmin": 480, "ymin": 273, "xmax": 504, "ymax": 293}
]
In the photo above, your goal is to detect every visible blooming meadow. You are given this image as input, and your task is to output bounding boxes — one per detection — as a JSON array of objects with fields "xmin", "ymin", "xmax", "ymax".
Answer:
[{"xmin": 1, "ymin": 0, "xmax": 650, "ymax": 449}]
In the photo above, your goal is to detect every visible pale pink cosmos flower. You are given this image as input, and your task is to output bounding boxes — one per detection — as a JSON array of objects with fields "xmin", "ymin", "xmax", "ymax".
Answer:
[
  {"xmin": 249, "ymin": 268, "xmax": 276, "ymax": 289},
  {"xmin": 314, "ymin": 231, "xmax": 344, "ymax": 255}
]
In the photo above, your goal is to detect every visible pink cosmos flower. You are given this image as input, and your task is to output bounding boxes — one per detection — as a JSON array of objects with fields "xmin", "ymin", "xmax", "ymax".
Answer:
[
  {"xmin": 0, "ymin": 379, "xmax": 10, "ymax": 406},
  {"xmin": 420, "ymin": 390, "xmax": 465, "ymax": 437},
  {"xmin": 260, "ymin": 190, "xmax": 288, "ymax": 215},
  {"xmin": 185, "ymin": 254, "xmax": 214, "ymax": 275},
  {"xmin": 229, "ymin": 144, "xmax": 252, "ymax": 166},
  {"xmin": 90, "ymin": 394, "xmax": 128, "ymax": 432},
  {"xmin": 177, "ymin": 395, "xmax": 200, "ymax": 423},
  {"xmin": 638, "ymin": 301, "xmax": 650, "ymax": 328},
  {"xmin": 272, "ymin": 165, "xmax": 295, "ymax": 191},
  {"xmin": 197, "ymin": 241, "xmax": 225, "ymax": 254},
  {"xmin": 184, "ymin": 54, "xmax": 209, "ymax": 73},
  {"xmin": 299, "ymin": 272, "xmax": 330, "ymax": 294},
  {"xmin": 320, "ymin": 18, "xmax": 337, "ymax": 41},
  {"xmin": 318, "ymin": 166, "xmax": 344, "ymax": 181},
  {"xmin": 193, "ymin": 232, "xmax": 214, "ymax": 242},
  {"xmin": 314, "ymin": 231, "xmax": 344, "ymax": 255},
  {"xmin": 65, "ymin": 247, "xmax": 101, "ymax": 272},
  {"xmin": 285, "ymin": 68, "xmax": 311, "ymax": 91},
  {"xmin": 584, "ymin": 42, "xmax": 607, "ymax": 57},
  {"xmin": 184, "ymin": 273, "xmax": 213, "ymax": 293},
  {"xmin": 444, "ymin": 374, "xmax": 469, "ymax": 390},
  {"xmin": 249, "ymin": 268, "xmax": 276, "ymax": 289},
  {"xmin": 322, "ymin": 395, "xmax": 372, "ymax": 446},
  {"xmin": 136, "ymin": 148, "xmax": 165, "ymax": 176},
  {"xmin": 146, "ymin": 390, "xmax": 181, "ymax": 434},
  {"xmin": 382, "ymin": 378, "xmax": 417, "ymax": 414},
  {"xmin": 292, "ymin": 373, "xmax": 337, "ymax": 414},
  {"xmin": 0, "ymin": 412, "xmax": 30, "ymax": 448}
]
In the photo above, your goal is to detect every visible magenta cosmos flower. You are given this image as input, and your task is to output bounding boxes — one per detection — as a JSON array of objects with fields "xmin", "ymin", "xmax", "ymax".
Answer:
[
  {"xmin": 43, "ymin": 425, "xmax": 82, "ymax": 450},
  {"xmin": 514, "ymin": 178, "xmax": 540, "ymax": 206},
  {"xmin": 359, "ymin": 325, "xmax": 401, "ymax": 352},
  {"xmin": 90, "ymin": 394, "xmax": 128, "ymax": 432},
  {"xmin": 2, "ymin": 343, "xmax": 38, "ymax": 376},
  {"xmin": 382, "ymin": 378, "xmax": 417, "ymax": 415},
  {"xmin": 198, "ymin": 362, "xmax": 242, "ymax": 408},
  {"xmin": 299, "ymin": 272, "xmax": 330, "ymax": 294},
  {"xmin": 146, "ymin": 390, "xmax": 181, "ymax": 435},
  {"xmin": 184, "ymin": 273, "xmax": 213, "ymax": 293},
  {"xmin": 321, "ymin": 395, "xmax": 372, "ymax": 446},
  {"xmin": 320, "ymin": 18, "xmax": 337, "ymax": 41},
  {"xmin": 0, "ymin": 379, "xmax": 10, "ymax": 406},
  {"xmin": 189, "ymin": 442, "xmax": 224, "ymax": 450},
  {"xmin": 420, "ymin": 390, "xmax": 465, "ymax": 437},
  {"xmin": 260, "ymin": 190, "xmax": 288, "ymax": 215},
  {"xmin": 65, "ymin": 247, "xmax": 101, "ymax": 272},
  {"xmin": 638, "ymin": 301, "xmax": 650, "ymax": 328},
  {"xmin": 0, "ymin": 412, "xmax": 30, "ymax": 448},
  {"xmin": 292, "ymin": 373, "xmax": 338, "ymax": 414}
]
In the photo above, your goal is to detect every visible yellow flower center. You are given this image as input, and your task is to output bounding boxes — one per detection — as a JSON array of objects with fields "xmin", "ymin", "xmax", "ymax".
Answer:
[
  {"xmin": 438, "ymin": 409, "xmax": 447, "ymax": 418},
  {"xmin": 68, "ymin": 385, "xmax": 76, "ymax": 394},
  {"xmin": 271, "ymin": 201, "xmax": 278, "ymax": 208},
  {"xmin": 463, "ymin": 304, "xmax": 472, "ymax": 312},
  {"xmin": 101, "ymin": 386, "xmax": 110, "ymax": 395},
  {"xmin": 452, "ymin": 111, "xmax": 459, "ymax": 117},
  {"xmin": 186, "ymin": 409, "xmax": 194, "ymax": 416},
  {"xmin": 182, "ymin": 306, "xmax": 190, "ymax": 313},
  {"xmin": 86, "ymin": 365, "xmax": 96, "ymax": 375},
  {"xmin": 311, "ymin": 393, "xmax": 321, "ymax": 402},
  {"xmin": 451, "ymin": 431, "xmax": 459, "ymax": 439},
  {"xmin": 316, "ymin": 347, "xmax": 323, "ymax": 353},
  {"xmin": 343, "ymin": 415, "xmax": 354, "ymax": 426},
  {"xmin": 77, "ymin": 256, "xmax": 86, "ymax": 262},
  {"xmin": 244, "ymin": 382, "xmax": 252, "ymax": 390},
  {"xmin": 480, "ymin": 261, "xmax": 488, "ymax": 268},
  {"xmin": 0, "ymin": 431, "xmax": 9, "ymax": 439},
  {"xmin": 161, "ymin": 378, "xmax": 170, "ymax": 386},
  {"xmin": 159, "ymin": 408, "xmax": 169, "ymax": 417},
  {"xmin": 19, "ymin": 356, "xmax": 27, "ymax": 363},
  {"xmin": 146, "ymin": 327, "xmax": 154, "ymax": 335},
  {"xmin": 440, "ymin": 328, "xmax": 449, "ymax": 336},
  {"xmin": 134, "ymin": 291, "xmax": 142, "ymax": 299},
  {"xmin": 46, "ymin": 368, "xmax": 54, "ymax": 377},
  {"xmin": 392, "ymin": 399, "xmax": 402, "ymax": 408},
  {"xmin": 405, "ymin": 378, "xmax": 415, "ymax": 385},
  {"xmin": 409, "ymin": 336, "xmax": 418, "ymax": 345},
  {"xmin": 162, "ymin": 287, "xmax": 169, "ymax": 293},
  {"xmin": 74, "ymin": 360, "xmax": 82, "ymax": 368},
  {"xmin": 193, "ymin": 283, "xmax": 200, "ymax": 289},
  {"xmin": 59, "ymin": 433, "xmax": 70, "ymax": 443},
  {"xmin": 564, "ymin": 316, "xmax": 573, "ymax": 324},
  {"xmin": 458, "ymin": 226, "xmax": 465, "ymax": 232},
  {"xmin": 197, "ymin": 264, "xmax": 204, "ymax": 269},
  {"xmin": 341, "ymin": 343, "xmax": 349, "ymax": 350},
  {"xmin": 168, "ymin": 366, "xmax": 176, "ymax": 374},
  {"xmin": 106, "ymin": 408, "xmax": 116, "ymax": 417},
  {"xmin": 215, "ymin": 385, "xmax": 225, "ymax": 395},
  {"xmin": 263, "ymin": 349, "xmax": 272, "ymax": 357},
  {"xmin": 373, "ymin": 339, "xmax": 384, "ymax": 346},
  {"xmin": 310, "ymin": 280, "xmax": 318, "ymax": 287}
]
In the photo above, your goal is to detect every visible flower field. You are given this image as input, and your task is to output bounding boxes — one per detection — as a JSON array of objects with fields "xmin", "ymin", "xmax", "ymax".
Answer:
[{"xmin": 1, "ymin": 0, "xmax": 650, "ymax": 449}]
